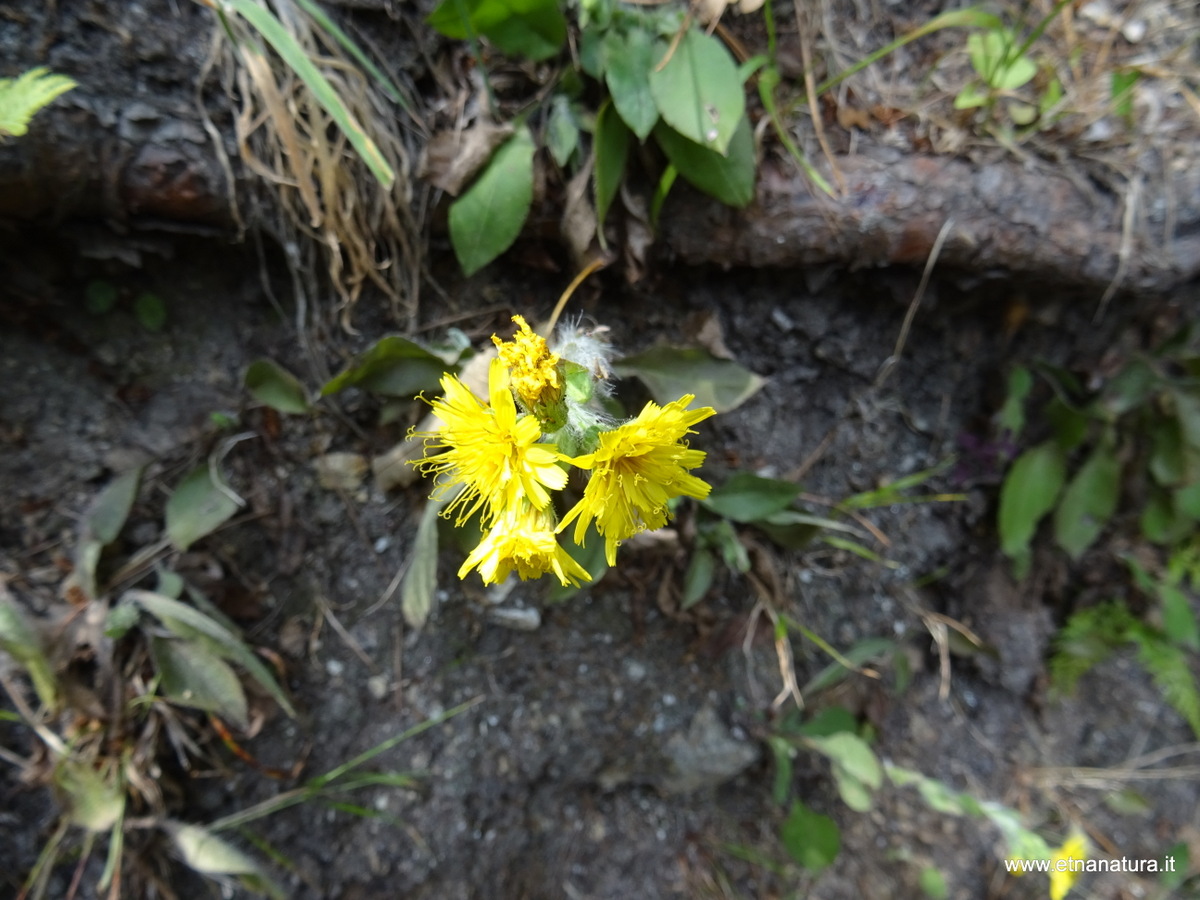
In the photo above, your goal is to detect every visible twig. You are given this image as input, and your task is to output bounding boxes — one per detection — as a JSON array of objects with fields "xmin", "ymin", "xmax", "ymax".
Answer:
[{"xmin": 875, "ymin": 217, "xmax": 955, "ymax": 388}]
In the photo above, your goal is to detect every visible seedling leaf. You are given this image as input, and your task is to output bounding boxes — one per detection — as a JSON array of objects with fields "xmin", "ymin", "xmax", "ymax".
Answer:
[
  {"xmin": 245, "ymin": 359, "xmax": 310, "ymax": 414},
  {"xmin": 84, "ymin": 468, "xmax": 142, "ymax": 547},
  {"xmin": 780, "ymin": 800, "xmax": 840, "ymax": 872},
  {"xmin": 998, "ymin": 441, "xmax": 1065, "ymax": 563},
  {"xmin": 654, "ymin": 115, "xmax": 756, "ymax": 208},
  {"xmin": 604, "ymin": 27, "xmax": 658, "ymax": 140},
  {"xmin": 702, "ymin": 472, "xmax": 801, "ymax": 523},
  {"xmin": 166, "ymin": 465, "xmax": 241, "ymax": 551},
  {"xmin": 449, "ymin": 127, "xmax": 535, "ymax": 276},
  {"xmin": 150, "ymin": 635, "xmax": 249, "ymax": 728},
  {"xmin": 613, "ymin": 346, "xmax": 764, "ymax": 413},
  {"xmin": 402, "ymin": 499, "xmax": 442, "ymax": 629},
  {"xmin": 1053, "ymin": 445, "xmax": 1120, "ymax": 559},
  {"xmin": 649, "ymin": 29, "xmax": 744, "ymax": 155}
]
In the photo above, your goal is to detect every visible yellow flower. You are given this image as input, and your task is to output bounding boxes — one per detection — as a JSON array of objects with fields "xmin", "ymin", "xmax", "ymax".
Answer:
[
  {"xmin": 414, "ymin": 357, "xmax": 567, "ymax": 525},
  {"xmin": 559, "ymin": 395, "xmax": 716, "ymax": 565},
  {"xmin": 1049, "ymin": 832, "xmax": 1087, "ymax": 900},
  {"xmin": 459, "ymin": 502, "xmax": 592, "ymax": 587},
  {"xmin": 492, "ymin": 315, "xmax": 565, "ymax": 424}
]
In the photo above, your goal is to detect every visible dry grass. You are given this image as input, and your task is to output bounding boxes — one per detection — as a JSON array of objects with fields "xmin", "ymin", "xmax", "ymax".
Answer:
[{"xmin": 201, "ymin": 0, "xmax": 426, "ymax": 335}]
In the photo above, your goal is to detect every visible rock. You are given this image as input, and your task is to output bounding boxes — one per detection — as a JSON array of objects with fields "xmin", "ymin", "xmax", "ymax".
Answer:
[{"xmin": 660, "ymin": 705, "xmax": 759, "ymax": 795}]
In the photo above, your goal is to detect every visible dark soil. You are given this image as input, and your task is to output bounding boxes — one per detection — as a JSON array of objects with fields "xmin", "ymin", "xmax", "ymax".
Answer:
[{"xmin": 3, "ymin": 230, "xmax": 1199, "ymax": 899}]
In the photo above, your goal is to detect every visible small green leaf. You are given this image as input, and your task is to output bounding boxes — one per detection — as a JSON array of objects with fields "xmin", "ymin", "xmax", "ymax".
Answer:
[
  {"xmin": 166, "ymin": 465, "xmax": 240, "ymax": 551},
  {"xmin": 649, "ymin": 29, "xmax": 744, "ymax": 154},
  {"xmin": 702, "ymin": 472, "xmax": 802, "ymax": 523},
  {"xmin": 402, "ymin": 499, "xmax": 442, "ymax": 629},
  {"xmin": 1053, "ymin": 445, "xmax": 1120, "ymax": 559},
  {"xmin": 245, "ymin": 359, "xmax": 310, "ymax": 414},
  {"xmin": 427, "ymin": 0, "xmax": 567, "ymax": 61},
  {"xmin": 767, "ymin": 735, "xmax": 794, "ymax": 805},
  {"xmin": 953, "ymin": 82, "xmax": 989, "ymax": 110},
  {"xmin": 998, "ymin": 441, "xmax": 1065, "ymax": 563},
  {"xmin": 594, "ymin": 101, "xmax": 631, "ymax": 233},
  {"xmin": 321, "ymin": 336, "xmax": 451, "ymax": 399},
  {"xmin": 1161, "ymin": 584, "xmax": 1200, "ymax": 651},
  {"xmin": 87, "ymin": 467, "xmax": 143, "ymax": 544},
  {"xmin": 150, "ymin": 634, "xmax": 249, "ymax": 728},
  {"xmin": 1102, "ymin": 361, "xmax": 1157, "ymax": 417},
  {"xmin": 806, "ymin": 731, "xmax": 883, "ymax": 811},
  {"xmin": 1150, "ymin": 417, "xmax": 1186, "ymax": 486},
  {"xmin": 0, "ymin": 67, "xmax": 76, "ymax": 138},
  {"xmin": 780, "ymin": 800, "xmax": 840, "ymax": 873},
  {"xmin": 103, "ymin": 602, "xmax": 140, "ymax": 639},
  {"xmin": 613, "ymin": 346, "xmax": 765, "ymax": 413},
  {"xmin": 681, "ymin": 548, "xmax": 714, "ymax": 609},
  {"xmin": 85, "ymin": 280, "xmax": 118, "ymax": 314},
  {"xmin": 1111, "ymin": 69, "xmax": 1139, "ymax": 119},
  {"xmin": 134, "ymin": 291, "xmax": 167, "ymax": 331},
  {"xmin": 998, "ymin": 366, "xmax": 1032, "ymax": 437},
  {"xmin": 1172, "ymin": 389, "xmax": 1200, "ymax": 451},
  {"xmin": 792, "ymin": 706, "xmax": 859, "ymax": 737},
  {"xmin": 919, "ymin": 866, "xmax": 948, "ymax": 899},
  {"xmin": 654, "ymin": 115, "xmax": 756, "ymax": 208},
  {"xmin": 0, "ymin": 594, "xmax": 58, "ymax": 709},
  {"xmin": 167, "ymin": 822, "xmax": 279, "ymax": 893},
  {"xmin": 55, "ymin": 759, "xmax": 123, "ymax": 832},
  {"xmin": 1141, "ymin": 488, "xmax": 1189, "ymax": 546},
  {"xmin": 129, "ymin": 590, "xmax": 295, "ymax": 717},
  {"xmin": 545, "ymin": 95, "xmax": 580, "ymax": 167},
  {"xmin": 604, "ymin": 26, "xmax": 658, "ymax": 141},
  {"xmin": 449, "ymin": 126, "xmax": 534, "ymax": 276}
]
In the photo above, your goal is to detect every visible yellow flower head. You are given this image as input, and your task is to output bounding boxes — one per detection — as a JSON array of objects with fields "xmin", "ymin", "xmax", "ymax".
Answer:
[
  {"xmin": 1049, "ymin": 832, "xmax": 1087, "ymax": 900},
  {"xmin": 559, "ymin": 395, "xmax": 716, "ymax": 565},
  {"xmin": 459, "ymin": 501, "xmax": 592, "ymax": 587},
  {"xmin": 414, "ymin": 357, "xmax": 568, "ymax": 526},
  {"xmin": 492, "ymin": 315, "xmax": 565, "ymax": 424}
]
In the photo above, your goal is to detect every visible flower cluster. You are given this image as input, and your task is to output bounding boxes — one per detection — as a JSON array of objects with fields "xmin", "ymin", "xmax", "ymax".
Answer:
[{"xmin": 413, "ymin": 316, "xmax": 716, "ymax": 587}]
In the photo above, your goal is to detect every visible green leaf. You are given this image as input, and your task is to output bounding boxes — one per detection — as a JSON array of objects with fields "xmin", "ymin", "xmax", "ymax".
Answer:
[
  {"xmin": 1102, "ymin": 360, "xmax": 1157, "ymax": 417},
  {"xmin": 1110, "ymin": 69, "xmax": 1139, "ymax": 119},
  {"xmin": 402, "ymin": 499, "xmax": 442, "ymax": 629},
  {"xmin": 802, "ymin": 638, "xmax": 895, "ymax": 695},
  {"xmin": 545, "ymin": 95, "xmax": 580, "ymax": 167},
  {"xmin": 806, "ymin": 731, "xmax": 883, "ymax": 812},
  {"xmin": 780, "ymin": 800, "xmax": 840, "ymax": 873},
  {"xmin": 1161, "ymin": 584, "xmax": 1200, "ymax": 651},
  {"xmin": 0, "ymin": 67, "xmax": 76, "ymax": 138},
  {"xmin": 427, "ymin": 0, "xmax": 567, "ymax": 61},
  {"xmin": 604, "ymin": 26, "xmax": 658, "ymax": 141},
  {"xmin": 681, "ymin": 547, "xmax": 715, "ymax": 609},
  {"xmin": 702, "ymin": 472, "xmax": 802, "ymax": 523},
  {"xmin": 292, "ymin": 0, "xmax": 410, "ymax": 110},
  {"xmin": 129, "ymin": 590, "xmax": 296, "ymax": 717},
  {"xmin": 1046, "ymin": 398, "xmax": 1089, "ymax": 451},
  {"xmin": 245, "ymin": 359, "xmax": 310, "ymax": 414},
  {"xmin": 1131, "ymin": 625, "xmax": 1200, "ymax": 738},
  {"xmin": 1141, "ymin": 488, "xmax": 1189, "ymax": 546},
  {"xmin": 85, "ymin": 280, "xmax": 118, "ymax": 314},
  {"xmin": 1053, "ymin": 445, "xmax": 1120, "ymax": 559},
  {"xmin": 166, "ymin": 466, "xmax": 240, "ymax": 551},
  {"xmin": 219, "ymin": 0, "xmax": 394, "ymax": 187},
  {"xmin": 654, "ymin": 115, "xmax": 756, "ymax": 208},
  {"xmin": 449, "ymin": 126, "xmax": 534, "ymax": 276},
  {"xmin": 103, "ymin": 602, "xmax": 140, "ymax": 640},
  {"xmin": 134, "ymin": 292, "xmax": 167, "ymax": 331},
  {"xmin": 792, "ymin": 706, "xmax": 858, "ymax": 737},
  {"xmin": 1172, "ymin": 389, "xmax": 1200, "ymax": 451},
  {"xmin": 998, "ymin": 441, "xmax": 1065, "ymax": 563},
  {"xmin": 321, "ymin": 336, "xmax": 451, "ymax": 399},
  {"xmin": 953, "ymin": 81, "xmax": 989, "ymax": 110},
  {"xmin": 54, "ymin": 759, "xmax": 123, "ymax": 832},
  {"xmin": 767, "ymin": 735, "xmax": 794, "ymax": 805},
  {"xmin": 1150, "ymin": 417, "xmax": 1186, "ymax": 486},
  {"xmin": 613, "ymin": 346, "xmax": 765, "ymax": 413},
  {"xmin": 594, "ymin": 100, "xmax": 631, "ymax": 234},
  {"xmin": 149, "ymin": 635, "xmax": 249, "ymax": 728},
  {"xmin": 998, "ymin": 366, "xmax": 1032, "ymax": 437},
  {"xmin": 649, "ymin": 29, "xmax": 744, "ymax": 154},
  {"xmin": 168, "ymin": 822, "xmax": 283, "ymax": 899},
  {"xmin": 0, "ymin": 594, "xmax": 58, "ymax": 709},
  {"xmin": 919, "ymin": 866, "xmax": 948, "ymax": 900},
  {"xmin": 87, "ymin": 467, "xmax": 143, "ymax": 544}
]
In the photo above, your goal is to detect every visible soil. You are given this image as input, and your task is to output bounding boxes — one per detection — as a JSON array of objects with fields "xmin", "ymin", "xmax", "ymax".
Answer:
[{"xmin": 3, "ymin": 229, "xmax": 1200, "ymax": 900}]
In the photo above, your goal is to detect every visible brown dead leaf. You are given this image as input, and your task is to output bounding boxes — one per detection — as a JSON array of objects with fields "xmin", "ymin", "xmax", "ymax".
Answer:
[
  {"xmin": 685, "ymin": 310, "xmax": 734, "ymax": 360},
  {"xmin": 837, "ymin": 104, "xmax": 873, "ymax": 132},
  {"xmin": 694, "ymin": 0, "xmax": 728, "ymax": 26},
  {"xmin": 419, "ymin": 122, "xmax": 514, "ymax": 196},
  {"xmin": 871, "ymin": 105, "xmax": 907, "ymax": 127},
  {"xmin": 561, "ymin": 159, "xmax": 598, "ymax": 270}
]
